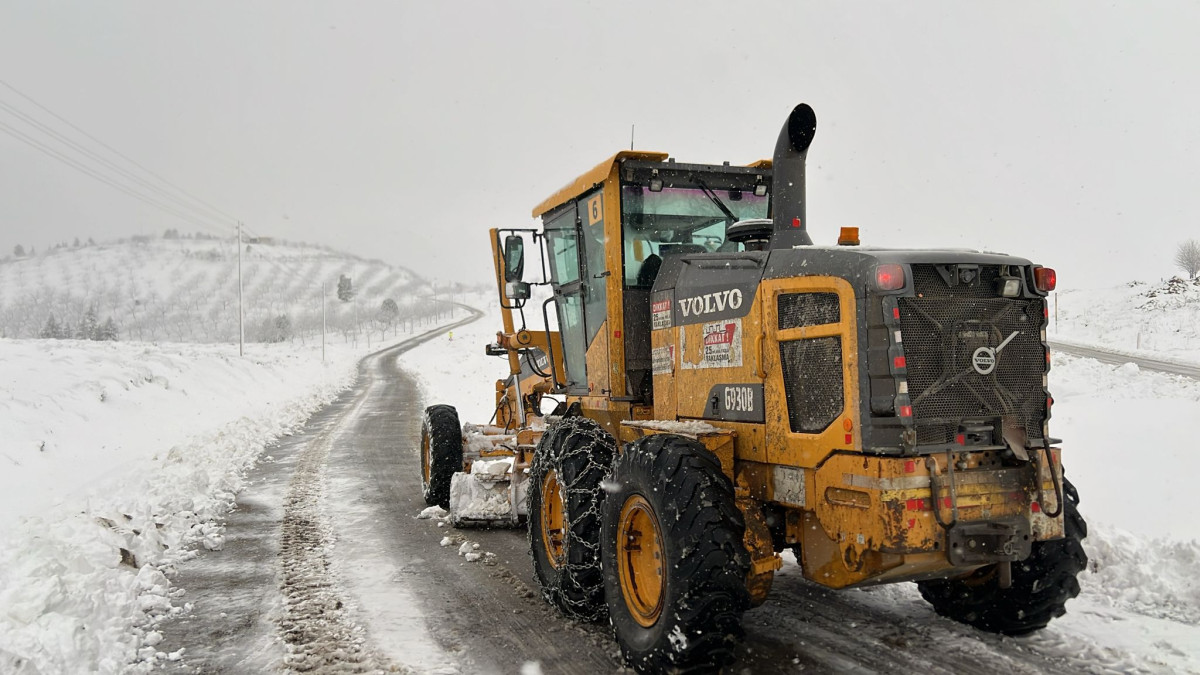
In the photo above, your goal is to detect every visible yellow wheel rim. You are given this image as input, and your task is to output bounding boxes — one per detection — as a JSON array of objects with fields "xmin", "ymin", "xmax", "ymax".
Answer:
[
  {"xmin": 617, "ymin": 495, "xmax": 666, "ymax": 627},
  {"xmin": 540, "ymin": 470, "xmax": 567, "ymax": 569}
]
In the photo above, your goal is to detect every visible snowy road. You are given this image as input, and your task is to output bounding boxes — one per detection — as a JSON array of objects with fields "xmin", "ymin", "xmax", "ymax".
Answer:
[
  {"xmin": 155, "ymin": 310, "xmax": 619, "ymax": 674},
  {"xmin": 151, "ymin": 312, "xmax": 1195, "ymax": 674},
  {"xmin": 1050, "ymin": 339, "xmax": 1200, "ymax": 379}
]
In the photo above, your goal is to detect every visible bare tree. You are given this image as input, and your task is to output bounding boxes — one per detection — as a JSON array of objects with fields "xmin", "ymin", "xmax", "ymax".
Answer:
[{"xmin": 1176, "ymin": 239, "xmax": 1200, "ymax": 279}]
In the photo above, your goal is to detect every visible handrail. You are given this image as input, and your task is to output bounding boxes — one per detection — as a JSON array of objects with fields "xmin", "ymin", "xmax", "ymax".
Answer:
[{"xmin": 541, "ymin": 296, "xmax": 566, "ymax": 391}]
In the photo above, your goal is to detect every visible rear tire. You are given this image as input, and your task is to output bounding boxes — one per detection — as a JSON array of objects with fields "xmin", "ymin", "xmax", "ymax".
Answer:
[
  {"xmin": 420, "ymin": 404, "xmax": 462, "ymax": 509},
  {"xmin": 917, "ymin": 477, "xmax": 1088, "ymax": 635},
  {"xmin": 601, "ymin": 434, "xmax": 751, "ymax": 674},
  {"xmin": 528, "ymin": 416, "xmax": 616, "ymax": 622}
]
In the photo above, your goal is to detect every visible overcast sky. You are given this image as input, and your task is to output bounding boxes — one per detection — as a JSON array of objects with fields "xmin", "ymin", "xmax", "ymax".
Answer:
[{"xmin": 1, "ymin": 2, "xmax": 1198, "ymax": 289}]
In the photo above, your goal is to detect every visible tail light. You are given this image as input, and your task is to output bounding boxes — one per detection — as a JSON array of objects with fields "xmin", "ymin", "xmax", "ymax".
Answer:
[
  {"xmin": 874, "ymin": 264, "xmax": 906, "ymax": 291},
  {"xmin": 1033, "ymin": 266, "xmax": 1057, "ymax": 292}
]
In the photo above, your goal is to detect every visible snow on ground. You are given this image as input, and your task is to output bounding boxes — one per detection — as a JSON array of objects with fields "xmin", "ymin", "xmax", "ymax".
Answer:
[
  {"xmin": 1053, "ymin": 277, "xmax": 1200, "ymax": 360},
  {"xmin": 0, "ymin": 327, "xmax": 438, "ymax": 674},
  {"xmin": 5, "ymin": 278, "xmax": 1200, "ymax": 673},
  {"xmin": 1052, "ymin": 354, "xmax": 1200, "ymax": 542}
]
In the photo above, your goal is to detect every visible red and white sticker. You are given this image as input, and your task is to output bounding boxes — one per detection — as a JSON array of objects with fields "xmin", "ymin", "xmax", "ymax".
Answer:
[
  {"xmin": 651, "ymin": 298, "xmax": 673, "ymax": 330},
  {"xmin": 651, "ymin": 345, "xmax": 674, "ymax": 375},
  {"xmin": 682, "ymin": 318, "xmax": 743, "ymax": 369}
]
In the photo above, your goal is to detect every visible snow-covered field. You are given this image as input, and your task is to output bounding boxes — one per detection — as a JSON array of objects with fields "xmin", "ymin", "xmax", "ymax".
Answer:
[
  {"xmin": 3, "ymin": 281, "xmax": 1200, "ymax": 673},
  {"xmin": 1053, "ymin": 277, "xmax": 1200, "ymax": 360},
  {"xmin": 0, "ymin": 328, "xmax": 444, "ymax": 674}
]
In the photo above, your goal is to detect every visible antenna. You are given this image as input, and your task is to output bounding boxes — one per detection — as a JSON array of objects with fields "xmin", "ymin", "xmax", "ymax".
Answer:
[{"xmin": 631, "ymin": 124, "xmax": 635, "ymax": 150}]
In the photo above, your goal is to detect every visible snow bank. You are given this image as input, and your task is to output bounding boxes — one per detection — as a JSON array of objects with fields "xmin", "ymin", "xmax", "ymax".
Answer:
[
  {"xmin": 1082, "ymin": 525, "xmax": 1200, "ymax": 624},
  {"xmin": 0, "ymin": 338, "xmax": 364, "ymax": 674},
  {"xmin": 1051, "ymin": 352, "xmax": 1200, "ymax": 542}
]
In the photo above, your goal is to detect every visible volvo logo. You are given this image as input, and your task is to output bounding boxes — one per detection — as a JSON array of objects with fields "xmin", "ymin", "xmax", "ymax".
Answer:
[
  {"xmin": 678, "ymin": 288, "xmax": 743, "ymax": 318},
  {"xmin": 971, "ymin": 330, "xmax": 1020, "ymax": 375},
  {"xmin": 971, "ymin": 348, "xmax": 997, "ymax": 375}
]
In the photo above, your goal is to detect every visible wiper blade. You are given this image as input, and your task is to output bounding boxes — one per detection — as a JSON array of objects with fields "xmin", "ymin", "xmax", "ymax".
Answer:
[{"xmin": 695, "ymin": 179, "xmax": 737, "ymax": 223}]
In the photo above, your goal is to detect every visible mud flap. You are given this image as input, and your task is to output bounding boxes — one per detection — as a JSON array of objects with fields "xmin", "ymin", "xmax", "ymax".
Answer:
[{"xmin": 946, "ymin": 518, "xmax": 1032, "ymax": 566}]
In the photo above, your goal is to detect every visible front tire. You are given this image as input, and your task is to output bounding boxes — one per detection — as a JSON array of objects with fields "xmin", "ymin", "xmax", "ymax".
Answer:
[
  {"xmin": 917, "ymin": 477, "xmax": 1088, "ymax": 635},
  {"xmin": 527, "ymin": 416, "xmax": 616, "ymax": 622},
  {"xmin": 601, "ymin": 434, "xmax": 750, "ymax": 674},
  {"xmin": 420, "ymin": 404, "xmax": 462, "ymax": 509}
]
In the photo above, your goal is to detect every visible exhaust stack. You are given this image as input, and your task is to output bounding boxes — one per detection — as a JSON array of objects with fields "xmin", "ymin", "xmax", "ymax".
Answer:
[{"xmin": 770, "ymin": 103, "xmax": 817, "ymax": 249}]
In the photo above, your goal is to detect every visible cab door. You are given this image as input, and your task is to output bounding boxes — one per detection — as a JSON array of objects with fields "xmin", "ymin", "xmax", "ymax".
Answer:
[
  {"xmin": 543, "ymin": 211, "xmax": 589, "ymax": 395},
  {"xmin": 542, "ymin": 188, "xmax": 611, "ymax": 397}
]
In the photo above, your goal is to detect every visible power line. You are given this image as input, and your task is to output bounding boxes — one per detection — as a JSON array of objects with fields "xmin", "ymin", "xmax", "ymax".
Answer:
[
  {"xmin": 0, "ymin": 119, "xmax": 230, "ymax": 236},
  {"xmin": 0, "ymin": 79, "xmax": 240, "ymax": 225},
  {"xmin": 0, "ymin": 97, "xmax": 235, "ymax": 227}
]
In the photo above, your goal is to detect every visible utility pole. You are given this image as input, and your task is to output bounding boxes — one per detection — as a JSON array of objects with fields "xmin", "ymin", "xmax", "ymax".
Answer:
[
  {"xmin": 237, "ymin": 222, "xmax": 244, "ymax": 356},
  {"xmin": 321, "ymin": 281, "xmax": 326, "ymax": 363}
]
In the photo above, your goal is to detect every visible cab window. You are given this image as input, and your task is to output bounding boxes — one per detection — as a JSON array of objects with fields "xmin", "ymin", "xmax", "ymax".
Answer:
[{"xmin": 621, "ymin": 185, "xmax": 768, "ymax": 288}]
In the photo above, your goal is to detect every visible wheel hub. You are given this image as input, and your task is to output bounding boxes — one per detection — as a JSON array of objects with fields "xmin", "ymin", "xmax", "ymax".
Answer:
[
  {"xmin": 540, "ymin": 470, "xmax": 567, "ymax": 568},
  {"xmin": 617, "ymin": 494, "xmax": 665, "ymax": 627}
]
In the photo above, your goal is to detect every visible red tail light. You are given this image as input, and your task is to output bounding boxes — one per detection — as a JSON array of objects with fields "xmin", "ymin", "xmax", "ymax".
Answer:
[
  {"xmin": 875, "ymin": 264, "xmax": 906, "ymax": 291},
  {"xmin": 1033, "ymin": 266, "xmax": 1057, "ymax": 292}
]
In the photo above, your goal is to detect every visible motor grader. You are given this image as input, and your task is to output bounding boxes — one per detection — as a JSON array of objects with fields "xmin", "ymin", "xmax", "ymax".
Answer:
[{"xmin": 419, "ymin": 103, "xmax": 1087, "ymax": 673}]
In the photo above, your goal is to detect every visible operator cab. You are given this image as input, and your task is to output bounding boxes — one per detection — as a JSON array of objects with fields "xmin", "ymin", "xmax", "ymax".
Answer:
[
  {"xmin": 498, "ymin": 152, "xmax": 776, "ymax": 427},
  {"xmin": 618, "ymin": 161, "xmax": 773, "ymax": 403}
]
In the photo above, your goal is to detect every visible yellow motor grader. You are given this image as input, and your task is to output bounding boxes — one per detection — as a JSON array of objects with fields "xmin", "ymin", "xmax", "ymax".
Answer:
[{"xmin": 419, "ymin": 103, "xmax": 1087, "ymax": 673}]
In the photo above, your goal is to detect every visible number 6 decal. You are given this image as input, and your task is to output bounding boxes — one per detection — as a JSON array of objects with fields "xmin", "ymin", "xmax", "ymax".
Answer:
[{"xmin": 587, "ymin": 195, "xmax": 603, "ymax": 225}]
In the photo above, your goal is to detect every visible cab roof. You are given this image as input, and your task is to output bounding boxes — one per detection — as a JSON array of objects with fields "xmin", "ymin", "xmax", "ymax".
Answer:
[{"xmin": 531, "ymin": 151, "xmax": 773, "ymax": 218}]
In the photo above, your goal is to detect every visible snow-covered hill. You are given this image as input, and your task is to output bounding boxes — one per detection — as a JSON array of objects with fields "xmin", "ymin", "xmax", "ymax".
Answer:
[
  {"xmin": 1054, "ymin": 277, "xmax": 1200, "ymax": 359},
  {"xmin": 0, "ymin": 235, "xmax": 457, "ymax": 343}
]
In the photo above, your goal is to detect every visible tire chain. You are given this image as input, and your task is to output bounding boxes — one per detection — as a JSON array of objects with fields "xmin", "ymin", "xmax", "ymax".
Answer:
[{"xmin": 529, "ymin": 416, "xmax": 616, "ymax": 622}]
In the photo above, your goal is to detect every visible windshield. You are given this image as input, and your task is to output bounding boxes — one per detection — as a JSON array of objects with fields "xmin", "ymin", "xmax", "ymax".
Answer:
[{"xmin": 621, "ymin": 185, "xmax": 768, "ymax": 287}]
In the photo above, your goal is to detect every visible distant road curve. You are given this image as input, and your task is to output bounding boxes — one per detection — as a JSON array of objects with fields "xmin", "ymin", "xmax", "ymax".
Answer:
[{"xmin": 1049, "ymin": 339, "xmax": 1200, "ymax": 379}]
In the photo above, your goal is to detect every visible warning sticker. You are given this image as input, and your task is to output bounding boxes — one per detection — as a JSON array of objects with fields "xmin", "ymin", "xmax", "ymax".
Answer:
[
  {"xmin": 651, "ymin": 298, "xmax": 673, "ymax": 330},
  {"xmin": 682, "ymin": 318, "xmax": 743, "ymax": 369},
  {"xmin": 651, "ymin": 345, "xmax": 674, "ymax": 375}
]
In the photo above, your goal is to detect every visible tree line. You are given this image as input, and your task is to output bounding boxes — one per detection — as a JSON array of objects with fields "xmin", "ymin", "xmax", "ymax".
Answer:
[{"xmin": 40, "ymin": 306, "xmax": 119, "ymax": 341}]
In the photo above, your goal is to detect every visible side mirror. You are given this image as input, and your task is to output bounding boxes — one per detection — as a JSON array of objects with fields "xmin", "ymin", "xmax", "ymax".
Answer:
[{"xmin": 503, "ymin": 235, "xmax": 525, "ymax": 282}]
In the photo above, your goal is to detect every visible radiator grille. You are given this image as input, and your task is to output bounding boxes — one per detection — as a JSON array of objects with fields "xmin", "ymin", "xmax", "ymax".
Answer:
[
  {"xmin": 778, "ymin": 292, "xmax": 840, "ymax": 330},
  {"xmin": 899, "ymin": 265, "xmax": 1047, "ymax": 446},
  {"xmin": 780, "ymin": 337, "xmax": 843, "ymax": 433}
]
